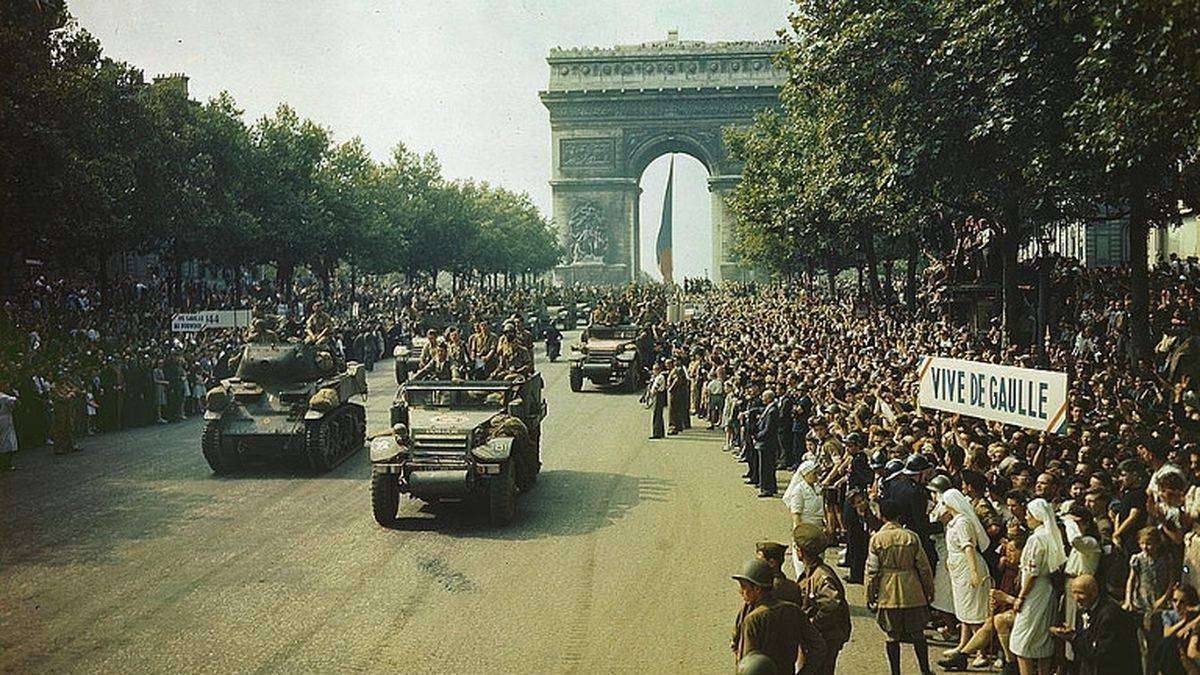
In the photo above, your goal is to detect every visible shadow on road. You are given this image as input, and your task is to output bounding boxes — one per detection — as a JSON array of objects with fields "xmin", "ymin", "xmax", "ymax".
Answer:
[{"xmin": 386, "ymin": 468, "xmax": 673, "ymax": 540}]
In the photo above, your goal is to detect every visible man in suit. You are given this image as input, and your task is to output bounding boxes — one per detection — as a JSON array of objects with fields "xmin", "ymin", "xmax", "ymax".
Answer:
[
  {"xmin": 741, "ymin": 382, "xmax": 764, "ymax": 487},
  {"xmin": 755, "ymin": 389, "xmax": 781, "ymax": 498},
  {"xmin": 1050, "ymin": 574, "xmax": 1141, "ymax": 675}
]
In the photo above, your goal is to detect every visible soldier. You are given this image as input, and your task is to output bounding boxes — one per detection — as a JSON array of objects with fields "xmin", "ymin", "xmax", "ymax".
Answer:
[
  {"xmin": 731, "ymin": 558, "xmax": 827, "ymax": 675},
  {"xmin": 792, "ymin": 524, "xmax": 852, "ymax": 675},
  {"xmin": 305, "ymin": 301, "xmax": 334, "ymax": 348},
  {"xmin": 411, "ymin": 340, "xmax": 458, "ymax": 381},
  {"xmin": 492, "ymin": 324, "xmax": 533, "ymax": 380},
  {"xmin": 467, "ymin": 321, "xmax": 498, "ymax": 378},
  {"xmin": 755, "ymin": 541, "xmax": 803, "ymax": 606}
]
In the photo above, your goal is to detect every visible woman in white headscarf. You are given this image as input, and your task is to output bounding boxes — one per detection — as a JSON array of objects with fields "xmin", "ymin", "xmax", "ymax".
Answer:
[
  {"xmin": 1009, "ymin": 498, "xmax": 1067, "ymax": 675},
  {"xmin": 937, "ymin": 488, "xmax": 994, "ymax": 670}
]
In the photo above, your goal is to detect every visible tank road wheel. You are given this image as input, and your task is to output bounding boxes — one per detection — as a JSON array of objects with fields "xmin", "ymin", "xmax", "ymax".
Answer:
[
  {"xmin": 488, "ymin": 463, "xmax": 516, "ymax": 526},
  {"xmin": 304, "ymin": 418, "xmax": 335, "ymax": 473},
  {"xmin": 569, "ymin": 368, "xmax": 584, "ymax": 392},
  {"xmin": 201, "ymin": 420, "xmax": 233, "ymax": 474},
  {"xmin": 371, "ymin": 470, "xmax": 400, "ymax": 527}
]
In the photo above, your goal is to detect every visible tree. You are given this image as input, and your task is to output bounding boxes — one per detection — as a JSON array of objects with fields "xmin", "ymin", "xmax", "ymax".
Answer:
[
  {"xmin": 244, "ymin": 104, "xmax": 330, "ymax": 297},
  {"xmin": 1066, "ymin": 0, "xmax": 1200, "ymax": 358}
]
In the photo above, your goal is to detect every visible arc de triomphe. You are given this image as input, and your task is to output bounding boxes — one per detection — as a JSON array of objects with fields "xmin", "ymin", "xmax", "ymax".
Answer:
[{"xmin": 540, "ymin": 33, "xmax": 784, "ymax": 284}]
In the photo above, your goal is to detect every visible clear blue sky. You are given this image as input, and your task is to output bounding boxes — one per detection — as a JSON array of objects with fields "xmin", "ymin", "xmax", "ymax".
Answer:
[{"xmin": 70, "ymin": 0, "xmax": 794, "ymax": 279}]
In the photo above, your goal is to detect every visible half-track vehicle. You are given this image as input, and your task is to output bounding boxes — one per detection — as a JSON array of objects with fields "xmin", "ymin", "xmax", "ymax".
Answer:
[
  {"xmin": 369, "ymin": 374, "xmax": 546, "ymax": 527},
  {"xmin": 202, "ymin": 342, "xmax": 367, "ymax": 473},
  {"xmin": 567, "ymin": 324, "xmax": 647, "ymax": 392}
]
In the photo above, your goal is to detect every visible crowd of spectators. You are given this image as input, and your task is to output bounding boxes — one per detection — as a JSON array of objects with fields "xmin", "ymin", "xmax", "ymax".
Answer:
[
  {"xmin": 652, "ymin": 256, "xmax": 1200, "ymax": 674},
  {"xmin": 0, "ymin": 269, "xmax": 587, "ymax": 469}
]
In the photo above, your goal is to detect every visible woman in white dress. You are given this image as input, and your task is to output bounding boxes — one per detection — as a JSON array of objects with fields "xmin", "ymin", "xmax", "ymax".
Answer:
[
  {"xmin": 1009, "ymin": 498, "xmax": 1067, "ymax": 675},
  {"xmin": 937, "ymin": 489, "xmax": 993, "ymax": 670}
]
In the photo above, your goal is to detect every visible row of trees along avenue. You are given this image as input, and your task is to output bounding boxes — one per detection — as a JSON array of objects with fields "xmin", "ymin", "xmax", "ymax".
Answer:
[
  {"xmin": 1, "ymin": 2, "xmax": 561, "ymax": 300},
  {"xmin": 726, "ymin": 0, "xmax": 1200, "ymax": 356}
]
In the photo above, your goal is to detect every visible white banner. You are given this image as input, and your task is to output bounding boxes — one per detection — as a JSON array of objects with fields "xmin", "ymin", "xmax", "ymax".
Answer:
[
  {"xmin": 171, "ymin": 310, "xmax": 253, "ymax": 333},
  {"xmin": 916, "ymin": 356, "xmax": 1069, "ymax": 433}
]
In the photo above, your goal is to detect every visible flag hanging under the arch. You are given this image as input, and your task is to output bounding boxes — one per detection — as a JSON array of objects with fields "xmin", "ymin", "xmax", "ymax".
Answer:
[{"xmin": 656, "ymin": 156, "xmax": 674, "ymax": 284}]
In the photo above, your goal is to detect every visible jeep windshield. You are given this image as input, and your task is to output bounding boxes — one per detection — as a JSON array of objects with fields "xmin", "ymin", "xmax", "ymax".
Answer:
[
  {"xmin": 404, "ymin": 385, "xmax": 510, "ymax": 409},
  {"xmin": 587, "ymin": 326, "xmax": 639, "ymax": 340}
]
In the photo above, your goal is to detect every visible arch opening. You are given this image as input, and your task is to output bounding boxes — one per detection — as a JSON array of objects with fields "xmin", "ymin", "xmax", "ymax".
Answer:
[{"xmin": 637, "ymin": 152, "xmax": 714, "ymax": 282}]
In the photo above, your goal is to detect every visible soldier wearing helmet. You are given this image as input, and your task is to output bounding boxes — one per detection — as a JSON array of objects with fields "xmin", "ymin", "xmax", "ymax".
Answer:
[{"xmin": 731, "ymin": 559, "xmax": 827, "ymax": 675}]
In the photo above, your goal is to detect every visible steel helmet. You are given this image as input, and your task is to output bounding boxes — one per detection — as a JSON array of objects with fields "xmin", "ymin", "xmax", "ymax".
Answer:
[
  {"xmin": 884, "ymin": 458, "xmax": 904, "ymax": 478},
  {"xmin": 927, "ymin": 474, "xmax": 952, "ymax": 493},
  {"xmin": 904, "ymin": 453, "xmax": 933, "ymax": 475},
  {"xmin": 869, "ymin": 450, "xmax": 888, "ymax": 469},
  {"xmin": 731, "ymin": 559, "xmax": 775, "ymax": 588}
]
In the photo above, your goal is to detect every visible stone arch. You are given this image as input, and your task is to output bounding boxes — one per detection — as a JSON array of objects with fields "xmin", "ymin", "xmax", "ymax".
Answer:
[{"xmin": 540, "ymin": 35, "xmax": 784, "ymax": 284}]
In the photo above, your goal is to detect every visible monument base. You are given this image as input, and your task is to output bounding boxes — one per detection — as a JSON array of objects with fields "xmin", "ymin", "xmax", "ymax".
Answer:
[{"xmin": 554, "ymin": 262, "xmax": 630, "ymax": 286}]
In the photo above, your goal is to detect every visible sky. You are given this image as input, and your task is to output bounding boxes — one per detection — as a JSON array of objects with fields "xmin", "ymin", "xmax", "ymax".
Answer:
[{"xmin": 69, "ymin": 0, "xmax": 794, "ymax": 279}]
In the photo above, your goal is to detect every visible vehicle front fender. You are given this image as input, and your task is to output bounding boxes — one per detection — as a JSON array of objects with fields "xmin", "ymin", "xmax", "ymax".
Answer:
[{"xmin": 471, "ymin": 436, "xmax": 515, "ymax": 463}]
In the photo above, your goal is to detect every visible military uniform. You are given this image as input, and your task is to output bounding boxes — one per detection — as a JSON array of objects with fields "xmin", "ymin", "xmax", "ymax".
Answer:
[
  {"xmin": 305, "ymin": 309, "xmax": 334, "ymax": 348},
  {"xmin": 797, "ymin": 561, "xmax": 851, "ymax": 675},
  {"xmin": 493, "ymin": 336, "xmax": 533, "ymax": 379},
  {"xmin": 735, "ymin": 596, "xmax": 827, "ymax": 675}
]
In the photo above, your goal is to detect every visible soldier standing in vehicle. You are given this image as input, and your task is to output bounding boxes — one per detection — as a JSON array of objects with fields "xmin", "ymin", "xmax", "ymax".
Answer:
[
  {"xmin": 305, "ymin": 301, "xmax": 334, "ymax": 347},
  {"xmin": 467, "ymin": 321, "xmax": 498, "ymax": 378}
]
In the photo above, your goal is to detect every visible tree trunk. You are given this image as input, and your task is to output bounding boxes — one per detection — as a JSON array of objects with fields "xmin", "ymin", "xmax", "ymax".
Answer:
[
  {"xmin": 1128, "ymin": 182, "xmax": 1151, "ymax": 362},
  {"xmin": 999, "ymin": 199, "xmax": 1021, "ymax": 347},
  {"xmin": 277, "ymin": 260, "xmax": 294, "ymax": 302},
  {"xmin": 826, "ymin": 266, "xmax": 837, "ymax": 298}
]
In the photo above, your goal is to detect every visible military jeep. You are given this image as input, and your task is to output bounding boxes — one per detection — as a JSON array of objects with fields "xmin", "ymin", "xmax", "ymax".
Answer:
[
  {"xmin": 369, "ymin": 373, "xmax": 546, "ymax": 527},
  {"xmin": 567, "ymin": 324, "xmax": 646, "ymax": 392}
]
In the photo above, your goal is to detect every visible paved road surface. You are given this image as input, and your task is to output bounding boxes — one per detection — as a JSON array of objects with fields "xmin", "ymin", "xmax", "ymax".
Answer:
[{"xmin": 1, "ymin": 337, "xmax": 928, "ymax": 673}]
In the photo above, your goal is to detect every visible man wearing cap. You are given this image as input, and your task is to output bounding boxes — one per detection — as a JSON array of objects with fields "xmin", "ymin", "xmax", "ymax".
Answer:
[
  {"xmin": 793, "ymin": 523, "xmax": 852, "ymax": 675},
  {"xmin": 731, "ymin": 559, "xmax": 826, "ymax": 675},
  {"xmin": 756, "ymin": 541, "xmax": 803, "ymax": 606}
]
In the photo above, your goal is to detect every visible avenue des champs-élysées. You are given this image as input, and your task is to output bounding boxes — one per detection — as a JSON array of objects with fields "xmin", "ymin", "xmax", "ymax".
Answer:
[{"xmin": 3, "ymin": 1, "xmax": 1200, "ymax": 673}]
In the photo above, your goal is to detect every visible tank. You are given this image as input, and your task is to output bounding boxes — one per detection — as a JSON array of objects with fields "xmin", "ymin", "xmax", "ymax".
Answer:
[{"xmin": 201, "ymin": 342, "xmax": 368, "ymax": 474}]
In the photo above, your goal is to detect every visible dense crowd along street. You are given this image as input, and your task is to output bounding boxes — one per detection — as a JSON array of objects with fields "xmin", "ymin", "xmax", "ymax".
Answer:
[{"xmin": 5, "ymin": 0, "xmax": 1200, "ymax": 673}]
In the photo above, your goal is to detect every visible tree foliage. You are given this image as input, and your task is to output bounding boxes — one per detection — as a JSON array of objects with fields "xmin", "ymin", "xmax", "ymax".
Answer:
[
  {"xmin": 0, "ymin": 2, "xmax": 561, "ymax": 294},
  {"xmin": 729, "ymin": 0, "xmax": 1200, "ymax": 347}
]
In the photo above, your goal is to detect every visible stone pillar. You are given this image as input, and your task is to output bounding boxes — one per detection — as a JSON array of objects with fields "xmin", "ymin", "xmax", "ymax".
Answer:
[
  {"xmin": 552, "ymin": 177, "xmax": 639, "ymax": 285},
  {"xmin": 709, "ymin": 175, "xmax": 741, "ymax": 282}
]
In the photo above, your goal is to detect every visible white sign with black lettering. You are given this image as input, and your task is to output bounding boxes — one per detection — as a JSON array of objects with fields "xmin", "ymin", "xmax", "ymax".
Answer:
[
  {"xmin": 916, "ymin": 356, "xmax": 1069, "ymax": 433},
  {"xmin": 171, "ymin": 310, "xmax": 253, "ymax": 333}
]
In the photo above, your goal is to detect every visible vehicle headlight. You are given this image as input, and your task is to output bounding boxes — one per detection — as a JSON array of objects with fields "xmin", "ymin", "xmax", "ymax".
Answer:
[{"xmin": 369, "ymin": 435, "xmax": 405, "ymax": 462}]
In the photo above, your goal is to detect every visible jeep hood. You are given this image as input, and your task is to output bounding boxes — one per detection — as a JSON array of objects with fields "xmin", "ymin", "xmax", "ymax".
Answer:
[{"xmin": 408, "ymin": 408, "xmax": 501, "ymax": 434}]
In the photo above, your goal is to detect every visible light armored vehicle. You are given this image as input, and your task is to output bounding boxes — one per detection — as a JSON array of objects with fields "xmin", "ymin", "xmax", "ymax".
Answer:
[
  {"xmin": 369, "ymin": 374, "xmax": 546, "ymax": 526},
  {"xmin": 202, "ymin": 342, "xmax": 367, "ymax": 473},
  {"xmin": 567, "ymin": 324, "xmax": 647, "ymax": 392}
]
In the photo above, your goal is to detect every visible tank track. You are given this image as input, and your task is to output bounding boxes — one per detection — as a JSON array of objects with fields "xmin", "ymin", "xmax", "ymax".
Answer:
[{"xmin": 303, "ymin": 403, "xmax": 365, "ymax": 473}]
